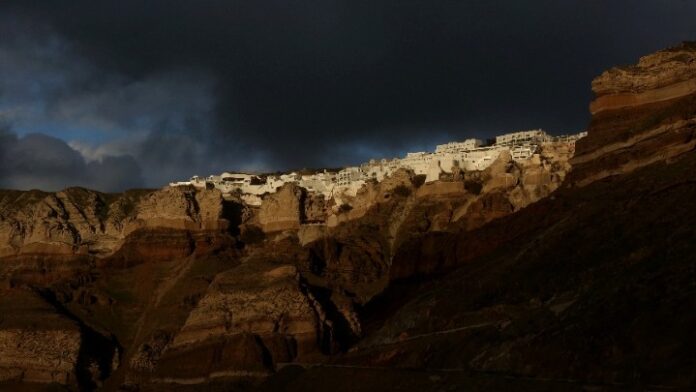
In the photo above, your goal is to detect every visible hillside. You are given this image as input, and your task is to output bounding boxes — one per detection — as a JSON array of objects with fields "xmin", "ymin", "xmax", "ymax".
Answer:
[{"xmin": 1, "ymin": 43, "xmax": 695, "ymax": 391}]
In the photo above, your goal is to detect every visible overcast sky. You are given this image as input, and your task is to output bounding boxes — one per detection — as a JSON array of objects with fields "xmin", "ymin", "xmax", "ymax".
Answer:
[{"xmin": 1, "ymin": 1, "xmax": 695, "ymax": 191}]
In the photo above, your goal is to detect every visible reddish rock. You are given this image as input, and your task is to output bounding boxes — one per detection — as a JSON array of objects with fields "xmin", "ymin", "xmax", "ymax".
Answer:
[{"xmin": 572, "ymin": 42, "xmax": 696, "ymax": 186}]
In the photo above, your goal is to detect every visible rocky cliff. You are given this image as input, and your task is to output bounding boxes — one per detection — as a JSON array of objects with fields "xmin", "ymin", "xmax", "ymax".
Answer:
[
  {"xmin": 263, "ymin": 152, "xmax": 696, "ymax": 390},
  {"xmin": 0, "ymin": 141, "xmax": 571, "ymax": 390},
  {"xmin": 255, "ymin": 43, "xmax": 696, "ymax": 391},
  {"xmin": 0, "ymin": 288, "xmax": 118, "ymax": 390},
  {"xmin": 0, "ymin": 186, "xmax": 228, "ymax": 259},
  {"xmin": 2, "ymin": 43, "xmax": 695, "ymax": 392},
  {"xmin": 571, "ymin": 42, "xmax": 696, "ymax": 186}
]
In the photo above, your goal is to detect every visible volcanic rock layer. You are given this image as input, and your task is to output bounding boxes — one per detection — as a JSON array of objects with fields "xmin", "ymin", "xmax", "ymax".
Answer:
[{"xmin": 1, "ymin": 43, "xmax": 695, "ymax": 391}]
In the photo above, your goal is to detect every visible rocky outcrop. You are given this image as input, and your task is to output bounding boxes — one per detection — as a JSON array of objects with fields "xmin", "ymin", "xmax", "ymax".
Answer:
[
  {"xmin": 326, "ymin": 169, "xmax": 417, "ymax": 228},
  {"xmin": 0, "ymin": 288, "xmax": 117, "ymax": 389},
  {"xmin": 147, "ymin": 255, "xmax": 347, "ymax": 386},
  {"xmin": 303, "ymin": 193, "xmax": 328, "ymax": 223},
  {"xmin": 572, "ymin": 42, "xmax": 696, "ymax": 186},
  {"xmin": 257, "ymin": 184, "xmax": 304, "ymax": 233},
  {"xmin": 134, "ymin": 186, "xmax": 228, "ymax": 232},
  {"xmin": 0, "ymin": 289, "xmax": 81, "ymax": 386},
  {"xmin": 0, "ymin": 188, "xmax": 110, "ymax": 258},
  {"xmin": 591, "ymin": 42, "xmax": 696, "ymax": 108},
  {"xmin": 0, "ymin": 187, "xmax": 229, "ymax": 260},
  {"xmin": 170, "ymin": 262, "xmax": 318, "ymax": 353}
]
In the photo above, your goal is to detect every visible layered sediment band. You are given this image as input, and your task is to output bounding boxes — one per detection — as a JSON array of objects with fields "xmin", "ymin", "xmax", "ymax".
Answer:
[{"xmin": 590, "ymin": 78, "xmax": 696, "ymax": 114}]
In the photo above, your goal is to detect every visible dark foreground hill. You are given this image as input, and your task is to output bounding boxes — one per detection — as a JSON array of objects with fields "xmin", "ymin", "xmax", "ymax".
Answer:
[{"xmin": 261, "ymin": 146, "xmax": 696, "ymax": 391}]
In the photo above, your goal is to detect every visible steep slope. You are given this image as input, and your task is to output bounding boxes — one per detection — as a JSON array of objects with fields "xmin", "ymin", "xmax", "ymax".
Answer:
[
  {"xmin": 269, "ymin": 151, "xmax": 696, "ymax": 390},
  {"xmin": 0, "ymin": 143, "xmax": 571, "ymax": 391},
  {"xmin": 0, "ymin": 288, "xmax": 118, "ymax": 390},
  {"xmin": 258, "ymin": 42, "xmax": 696, "ymax": 391}
]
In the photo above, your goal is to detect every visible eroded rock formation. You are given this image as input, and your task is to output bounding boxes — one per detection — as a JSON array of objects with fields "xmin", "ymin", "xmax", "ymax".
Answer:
[
  {"xmin": 0, "ymin": 140, "xmax": 574, "ymax": 391},
  {"xmin": 572, "ymin": 42, "xmax": 696, "ymax": 186},
  {"xmin": 2, "ymin": 43, "xmax": 695, "ymax": 391}
]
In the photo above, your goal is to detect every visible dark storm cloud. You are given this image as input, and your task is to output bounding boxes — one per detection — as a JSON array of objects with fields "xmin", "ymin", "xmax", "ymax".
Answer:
[
  {"xmin": 1, "ymin": 0, "xmax": 695, "ymax": 190},
  {"xmin": 0, "ymin": 128, "xmax": 144, "ymax": 192},
  {"xmin": 0, "ymin": 17, "xmax": 232, "ymax": 189}
]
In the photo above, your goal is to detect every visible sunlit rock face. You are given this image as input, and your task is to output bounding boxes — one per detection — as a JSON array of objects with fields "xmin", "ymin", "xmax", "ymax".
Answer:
[
  {"xmin": 134, "ymin": 186, "xmax": 228, "ymax": 232},
  {"xmin": 0, "ymin": 186, "xmax": 237, "ymax": 281},
  {"xmin": 257, "ymin": 183, "xmax": 304, "ymax": 233},
  {"xmin": 157, "ymin": 262, "xmax": 323, "ymax": 383},
  {"xmin": 0, "ymin": 187, "xmax": 229, "ymax": 259},
  {"xmin": 572, "ymin": 42, "xmax": 696, "ymax": 187},
  {"xmin": 591, "ymin": 43, "xmax": 696, "ymax": 103}
]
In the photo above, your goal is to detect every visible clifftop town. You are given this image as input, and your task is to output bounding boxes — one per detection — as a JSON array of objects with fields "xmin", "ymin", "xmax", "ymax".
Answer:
[{"xmin": 170, "ymin": 129, "xmax": 586, "ymax": 206}]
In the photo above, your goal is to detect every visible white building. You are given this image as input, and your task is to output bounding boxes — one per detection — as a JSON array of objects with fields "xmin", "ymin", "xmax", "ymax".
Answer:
[
  {"xmin": 299, "ymin": 172, "xmax": 335, "ymax": 196},
  {"xmin": 435, "ymin": 138, "xmax": 483, "ymax": 153},
  {"xmin": 510, "ymin": 145, "xmax": 536, "ymax": 161},
  {"xmin": 360, "ymin": 158, "xmax": 399, "ymax": 182},
  {"xmin": 178, "ymin": 175, "xmax": 207, "ymax": 188},
  {"xmin": 399, "ymin": 152, "xmax": 433, "ymax": 175},
  {"xmin": 220, "ymin": 172, "xmax": 254, "ymax": 185},
  {"xmin": 495, "ymin": 129, "xmax": 548, "ymax": 145},
  {"xmin": 171, "ymin": 129, "xmax": 586, "ymax": 205},
  {"xmin": 336, "ymin": 167, "xmax": 362, "ymax": 186}
]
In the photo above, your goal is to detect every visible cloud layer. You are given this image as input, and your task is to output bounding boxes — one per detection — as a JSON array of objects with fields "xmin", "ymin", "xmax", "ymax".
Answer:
[
  {"xmin": 0, "ymin": 125, "xmax": 143, "ymax": 192},
  {"xmin": 1, "ymin": 1, "xmax": 695, "ymax": 191}
]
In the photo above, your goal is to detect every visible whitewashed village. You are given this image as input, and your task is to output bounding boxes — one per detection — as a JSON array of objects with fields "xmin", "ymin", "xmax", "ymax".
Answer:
[{"xmin": 170, "ymin": 129, "xmax": 586, "ymax": 206}]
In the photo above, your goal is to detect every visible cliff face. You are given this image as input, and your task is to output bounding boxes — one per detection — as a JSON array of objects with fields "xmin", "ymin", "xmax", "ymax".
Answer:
[
  {"xmin": 2, "ymin": 44, "xmax": 695, "ymax": 392},
  {"xmin": 0, "ymin": 143, "xmax": 571, "ymax": 390},
  {"xmin": 257, "ymin": 184, "xmax": 304, "ymax": 232},
  {"xmin": 281, "ymin": 150, "xmax": 696, "ymax": 392},
  {"xmin": 0, "ymin": 288, "xmax": 118, "ymax": 390},
  {"xmin": 255, "ymin": 44, "xmax": 696, "ymax": 391},
  {"xmin": 156, "ymin": 261, "xmax": 321, "ymax": 383},
  {"xmin": 0, "ymin": 289, "xmax": 82, "ymax": 386},
  {"xmin": 591, "ymin": 42, "xmax": 696, "ymax": 100},
  {"xmin": 0, "ymin": 187, "xmax": 237, "ymax": 281},
  {"xmin": 0, "ymin": 186, "xmax": 228, "ymax": 259},
  {"xmin": 571, "ymin": 42, "xmax": 696, "ymax": 186}
]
